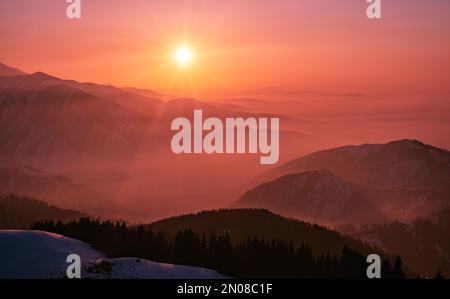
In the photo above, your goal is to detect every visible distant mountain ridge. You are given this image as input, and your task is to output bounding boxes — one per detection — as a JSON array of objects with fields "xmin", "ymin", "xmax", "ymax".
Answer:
[
  {"xmin": 0, "ymin": 83, "xmax": 158, "ymax": 161},
  {"xmin": 235, "ymin": 170, "xmax": 450, "ymax": 225},
  {"xmin": 0, "ymin": 160, "xmax": 111, "ymax": 216},
  {"xmin": 0, "ymin": 70, "xmax": 162, "ymax": 113},
  {"xmin": 0, "ymin": 63, "xmax": 26, "ymax": 77},
  {"xmin": 256, "ymin": 139, "xmax": 450, "ymax": 195},
  {"xmin": 0, "ymin": 195, "xmax": 87, "ymax": 229},
  {"xmin": 0, "ymin": 63, "xmax": 293, "ymax": 221},
  {"xmin": 0, "ymin": 63, "xmax": 286, "ymax": 164}
]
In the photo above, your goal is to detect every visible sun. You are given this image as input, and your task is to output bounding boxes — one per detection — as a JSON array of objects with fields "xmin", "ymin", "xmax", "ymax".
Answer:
[{"xmin": 174, "ymin": 46, "xmax": 193, "ymax": 67}]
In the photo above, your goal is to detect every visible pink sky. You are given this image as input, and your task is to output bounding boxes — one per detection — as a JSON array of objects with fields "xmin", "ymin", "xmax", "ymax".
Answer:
[{"xmin": 1, "ymin": 0, "xmax": 449, "ymax": 96}]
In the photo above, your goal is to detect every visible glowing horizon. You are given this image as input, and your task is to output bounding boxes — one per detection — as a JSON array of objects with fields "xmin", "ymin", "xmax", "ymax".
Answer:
[{"xmin": 1, "ymin": 0, "xmax": 449, "ymax": 97}]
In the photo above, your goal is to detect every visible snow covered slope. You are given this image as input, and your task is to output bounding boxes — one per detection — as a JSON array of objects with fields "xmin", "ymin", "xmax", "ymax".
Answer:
[
  {"xmin": 84, "ymin": 258, "xmax": 228, "ymax": 279},
  {"xmin": 0, "ymin": 230, "xmax": 104, "ymax": 278},
  {"xmin": 0, "ymin": 230, "xmax": 228, "ymax": 279}
]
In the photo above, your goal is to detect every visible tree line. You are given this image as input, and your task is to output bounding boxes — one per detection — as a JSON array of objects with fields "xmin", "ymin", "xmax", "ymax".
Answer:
[{"xmin": 31, "ymin": 218, "xmax": 406, "ymax": 279}]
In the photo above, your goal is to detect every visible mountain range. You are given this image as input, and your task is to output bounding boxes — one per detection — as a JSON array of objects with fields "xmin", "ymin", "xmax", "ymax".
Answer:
[
  {"xmin": 1, "ymin": 62, "xmax": 449, "ymax": 228},
  {"xmin": 234, "ymin": 170, "xmax": 449, "ymax": 225},
  {"xmin": 0, "ymin": 160, "xmax": 110, "ymax": 216},
  {"xmin": 0, "ymin": 67, "xmax": 288, "ymax": 164},
  {"xmin": 0, "ymin": 62, "xmax": 299, "ymax": 220},
  {"xmin": 256, "ymin": 139, "xmax": 450, "ymax": 195}
]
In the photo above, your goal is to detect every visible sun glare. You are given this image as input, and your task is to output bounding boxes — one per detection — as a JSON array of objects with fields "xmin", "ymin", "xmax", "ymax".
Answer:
[{"xmin": 174, "ymin": 46, "xmax": 193, "ymax": 67}]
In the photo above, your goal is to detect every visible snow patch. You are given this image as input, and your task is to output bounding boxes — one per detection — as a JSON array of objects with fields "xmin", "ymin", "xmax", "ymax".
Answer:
[{"xmin": 0, "ymin": 230, "xmax": 228, "ymax": 279}]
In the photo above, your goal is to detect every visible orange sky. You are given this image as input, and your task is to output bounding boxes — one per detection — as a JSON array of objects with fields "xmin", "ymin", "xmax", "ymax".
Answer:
[{"xmin": 1, "ymin": 0, "xmax": 450, "ymax": 97}]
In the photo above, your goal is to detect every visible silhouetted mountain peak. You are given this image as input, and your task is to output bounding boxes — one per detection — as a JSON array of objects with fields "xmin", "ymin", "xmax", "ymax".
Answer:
[
  {"xmin": 238, "ymin": 165, "xmax": 450, "ymax": 225},
  {"xmin": 235, "ymin": 170, "xmax": 388, "ymax": 225},
  {"xmin": 28, "ymin": 72, "xmax": 60, "ymax": 81},
  {"xmin": 258, "ymin": 139, "xmax": 450, "ymax": 194},
  {"xmin": 0, "ymin": 63, "xmax": 26, "ymax": 77},
  {"xmin": 386, "ymin": 139, "xmax": 448, "ymax": 153}
]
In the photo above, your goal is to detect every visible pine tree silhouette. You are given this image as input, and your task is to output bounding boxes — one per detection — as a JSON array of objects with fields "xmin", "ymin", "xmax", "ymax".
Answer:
[
  {"xmin": 434, "ymin": 268, "xmax": 445, "ymax": 279},
  {"xmin": 392, "ymin": 256, "xmax": 405, "ymax": 279},
  {"xmin": 30, "ymin": 218, "xmax": 410, "ymax": 279}
]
